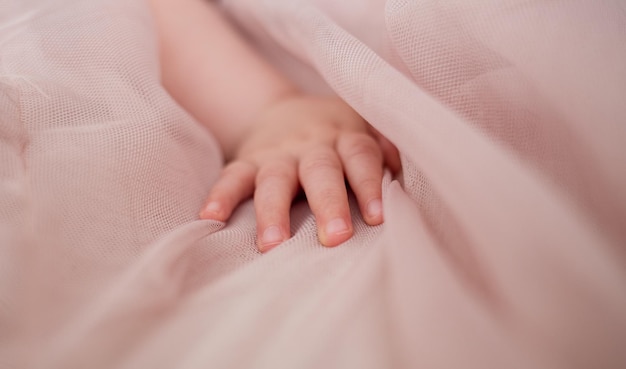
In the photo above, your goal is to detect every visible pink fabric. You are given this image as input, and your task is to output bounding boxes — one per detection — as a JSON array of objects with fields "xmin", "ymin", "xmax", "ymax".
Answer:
[{"xmin": 2, "ymin": 0, "xmax": 626, "ymax": 367}]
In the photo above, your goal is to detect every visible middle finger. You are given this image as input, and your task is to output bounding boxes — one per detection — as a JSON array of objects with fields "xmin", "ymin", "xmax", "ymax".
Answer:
[{"xmin": 299, "ymin": 146, "xmax": 353, "ymax": 247}]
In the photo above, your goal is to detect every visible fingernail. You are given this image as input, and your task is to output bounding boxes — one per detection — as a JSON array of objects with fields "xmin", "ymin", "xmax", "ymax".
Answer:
[
  {"xmin": 367, "ymin": 199, "xmax": 383, "ymax": 219},
  {"xmin": 325, "ymin": 218, "xmax": 349, "ymax": 235},
  {"xmin": 200, "ymin": 201, "xmax": 221, "ymax": 218},
  {"xmin": 261, "ymin": 225, "xmax": 284, "ymax": 250}
]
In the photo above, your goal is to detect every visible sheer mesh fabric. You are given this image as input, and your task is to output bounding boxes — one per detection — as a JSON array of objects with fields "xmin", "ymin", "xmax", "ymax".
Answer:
[{"xmin": 1, "ymin": 0, "xmax": 625, "ymax": 368}]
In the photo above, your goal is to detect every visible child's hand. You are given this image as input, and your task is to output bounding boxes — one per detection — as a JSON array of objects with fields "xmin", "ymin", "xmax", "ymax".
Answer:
[{"xmin": 199, "ymin": 95, "xmax": 400, "ymax": 252}]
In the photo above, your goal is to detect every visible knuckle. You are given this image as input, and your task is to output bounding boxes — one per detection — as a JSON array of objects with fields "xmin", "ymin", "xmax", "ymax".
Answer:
[
  {"xmin": 253, "ymin": 185, "xmax": 291, "ymax": 214},
  {"xmin": 310, "ymin": 187, "xmax": 347, "ymax": 212},
  {"xmin": 256, "ymin": 162, "xmax": 296, "ymax": 185},
  {"xmin": 300, "ymin": 150, "xmax": 339, "ymax": 173},
  {"xmin": 253, "ymin": 188, "xmax": 277, "ymax": 209},
  {"xmin": 341, "ymin": 134, "xmax": 381, "ymax": 161},
  {"xmin": 318, "ymin": 187, "xmax": 343, "ymax": 202},
  {"xmin": 354, "ymin": 177, "xmax": 380, "ymax": 192},
  {"xmin": 222, "ymin": 160, "xmax": 256, "ymax": 177},
  {"xmin": 210, "ymin": 178, "xmax": 236, "ymax": 195}
]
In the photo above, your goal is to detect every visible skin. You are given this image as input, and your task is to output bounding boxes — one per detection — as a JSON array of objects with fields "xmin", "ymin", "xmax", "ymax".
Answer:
[{"xmin": 149, "ymin": 0, "xmax": 400, "ymax": 252}]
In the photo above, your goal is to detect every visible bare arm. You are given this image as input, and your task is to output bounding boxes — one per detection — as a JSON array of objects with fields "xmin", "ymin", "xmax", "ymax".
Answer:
[
  {"xmin": 149, "ymin": 0, "xmax": 296, "ymax": 160},
  {"xmin": 149, "ymin": 0, "xmax": 399, "ymax": 251}
]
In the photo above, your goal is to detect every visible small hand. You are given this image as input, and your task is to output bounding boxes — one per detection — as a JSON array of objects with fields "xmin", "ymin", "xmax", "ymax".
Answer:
[{"xmin": 199, "ymin": 95, "xmax": 400, "ymax": 252}]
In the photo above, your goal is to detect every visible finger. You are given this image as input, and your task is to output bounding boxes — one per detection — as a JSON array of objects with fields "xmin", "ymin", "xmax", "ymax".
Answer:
[
  {"xmin": 378, "ymin": 134, "xmax": 401, "ymax": 174},
  {"xmin": 337, "ymin": 132, "xmax": 385, "ymax": 226},
  {"xmin": 254, "ymin": 156, "xmax": 299, "ymax": 253},
  {"xmin": 299, "ymin": 147, "xmax": 353, "ymax": 247},
  {"xmin": 368, "ymin": 126, "xmax": 401, "ymax": 174},
  {"xmin": 199, "ymin": 160, "xmax": 256, "ymax": 221}
]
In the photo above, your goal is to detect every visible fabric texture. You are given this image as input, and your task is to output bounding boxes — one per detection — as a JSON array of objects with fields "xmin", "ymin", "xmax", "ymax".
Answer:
[{"xmin": 1, "ymin": 0, "xmax": 625, "ymax": 367}]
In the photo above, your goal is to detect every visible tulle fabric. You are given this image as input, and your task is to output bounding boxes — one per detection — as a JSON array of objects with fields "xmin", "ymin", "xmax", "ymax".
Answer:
[{"xmin": 1, "ymin": 0, "xmax": 625, "ymax": 368}]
